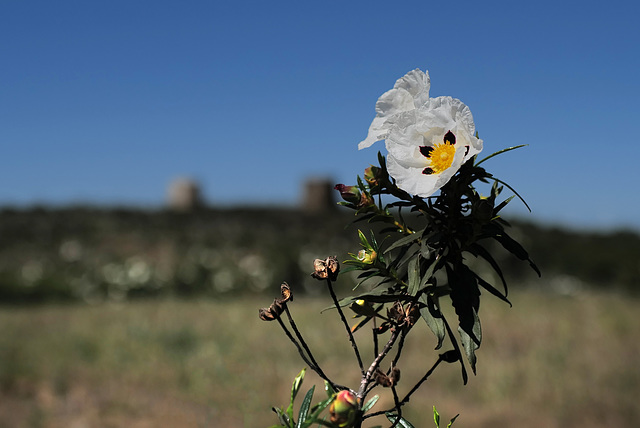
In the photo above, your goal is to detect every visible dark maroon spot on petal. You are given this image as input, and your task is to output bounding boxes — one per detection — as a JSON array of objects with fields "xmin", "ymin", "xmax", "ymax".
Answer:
[
  {"xmin": 419, "ymin": 146, "xmax": 433, "ymax": 158},
  {"xmin": 444, "ymin": 131, "xmax": 456, "ymax": 145},
  {"xmin": 422, "ymin": 167, "xmax": 434, "ymax": 175}
]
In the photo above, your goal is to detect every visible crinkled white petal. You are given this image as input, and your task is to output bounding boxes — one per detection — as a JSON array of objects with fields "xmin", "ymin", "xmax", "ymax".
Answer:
[
  {"xmin": 387, "ymin": 143, "xmax": 467, "ymax": 197},
  {"xmin": 358, "ymin": 69, "xmax": 430, "ymax": 150}
]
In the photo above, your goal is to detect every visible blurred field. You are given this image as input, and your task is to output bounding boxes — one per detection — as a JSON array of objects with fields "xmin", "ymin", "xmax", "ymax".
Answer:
[{"xmin": 1, "ymin": 288, "xmax": 639, "ymax": 428}]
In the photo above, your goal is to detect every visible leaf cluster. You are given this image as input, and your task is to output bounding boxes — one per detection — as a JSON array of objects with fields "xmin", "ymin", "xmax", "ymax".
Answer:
[{"xmin": 337, "ymin": 149, "xmax": 540, "ymax": 381}]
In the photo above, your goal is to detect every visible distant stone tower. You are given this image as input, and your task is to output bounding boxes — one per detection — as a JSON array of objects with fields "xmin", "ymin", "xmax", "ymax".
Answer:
[
  {"xmin": 167, "ymin": 178, "xmax": 203, "ymax": 211},
  {"xmin": 301, "ymin": 178, "xmax": 335, "ymax": 213}
]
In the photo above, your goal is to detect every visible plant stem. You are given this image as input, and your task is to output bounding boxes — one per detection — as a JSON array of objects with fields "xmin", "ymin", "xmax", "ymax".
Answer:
[
  {"xmin": 283, "ymin": 305, "xmax": 328, "ymax": 383},
  {"xmin": 326, "ymin": 278, "xmax": 365, "ymax": 375},
  {"xmin": 363, "ymin": 355, "xmax": 443, "ymax": 420},
  {"xmin": 358, "ymin": 328, "xmax": 400, "ymax": 399},
  {"xmin": 276, "ymin": 315, "xmax": 343, "ymax": 391}
]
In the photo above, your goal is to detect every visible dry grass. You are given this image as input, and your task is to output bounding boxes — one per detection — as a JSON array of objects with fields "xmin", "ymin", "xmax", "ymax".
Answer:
[{"xmin": 1, "ymin": 287, "xmax": 639, "ymax": 427}]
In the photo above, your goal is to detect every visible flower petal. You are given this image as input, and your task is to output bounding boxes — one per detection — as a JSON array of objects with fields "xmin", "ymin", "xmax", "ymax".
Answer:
[{"xmin": 358, "ymin": 69, "xmax": 430, "ymax": 150}]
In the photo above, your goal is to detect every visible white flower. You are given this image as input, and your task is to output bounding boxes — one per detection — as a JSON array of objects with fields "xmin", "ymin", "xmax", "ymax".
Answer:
[
  {"xmin": 359, "ymin": 69, "xmax": 483, "ymax": 198},
  {"xmin": 358, "ymin": 69, "xmax": 431, "ymax": 151}
]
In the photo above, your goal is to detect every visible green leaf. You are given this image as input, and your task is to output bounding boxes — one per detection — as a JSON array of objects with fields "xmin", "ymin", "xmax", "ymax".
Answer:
[
  {"xmin": 446, "ymin": 414, "xmax": 460, "ymax": 428},
  {"xmin": 324, "ymin": 381, "xmax": 336, "ymax": 398},
  {"xmin": 447, "ymin": 264, "xmax": 481, "ymax": 374},
  {"xmin": 474, "ymin": 144, "xmax": 528, "ymax": 167},
  {"xmin": 433, "ymin": 406, "xmax": 440, "ymax": 427},
  {"xmin": 494, "ymin": 233, "xmax": 541, "ymax": 276},
  {"xmin": 491, "ymin": 176, "xmax": 532, "ymax": 212},
  {"xmin": 466, "ymin": 244, "xmax": 508, "ymax": 295},
  {"xmin": 474, "ymin": 273, "xmax": 511, "ymax": 306},
  {"xmin": 420, "ymin": 255, "xmax": 441, "ymax": 290},
  {"xmin": 407, "ymin": 256, "xmax": 421, "ymax": 296},
  {"xmin": 494, "ymin": 195, "xmax": 515, "ymax": 215},
  {"xmin": 383, "ymin": 229, "xmax": 424, "ymax": 254},
  {"xmin": 304, "ymin": 395, "xmax": 334, "ymax": 428},
  {"xmin": 419, "ymin": 294, "xmax": 445, "ymax": 350},
  {"xmin": 362, "ymin": 395, "xmax": 380, "ymax": 413},
  {"xmin": 273, "ymin": 407, "xmax": 292, "ymax": 427},
  {"xmin": 442, "ymin": 315, "xmax": 468, "ymax": 384},
  {"xmin": 296, "ymin": 386, "xmax": 315, "ymax": 428},
  {"xmin": 386, "ymin": 413, "xmax": 416, "ymax": 428},
  {"xmin": 458, "ymin": 314, "xmax": 481, "ymax": 375},
  {"xmin": 287, "ymin": 368, "xmax": 306, "ymax": 418}
]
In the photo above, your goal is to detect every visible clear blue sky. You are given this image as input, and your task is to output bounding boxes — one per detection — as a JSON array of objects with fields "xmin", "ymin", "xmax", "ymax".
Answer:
[{"xmin": 1, "ymin": 0, "xmax": 639, "ymax": 231}]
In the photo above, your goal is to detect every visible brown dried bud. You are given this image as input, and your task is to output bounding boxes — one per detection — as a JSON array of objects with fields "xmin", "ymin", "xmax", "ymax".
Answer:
[
  {"xmin": 280, "ymin": 282, "xmax": 293, "ymax": 303},
  {"xmin": 258, "ymin": 306, "xmax": 277, "ymax": 321},
  {"xmin": 373, "ymin": 369, "xmax": 392, "ymax": 388},
  {"xmin": 389, "ymin": 367, "xmax": 401, "ymax": 385},
  {"xmin": 405, "ymin": 303, "xmax": 420, "ymax": 327},
  {"xmin": 311, "ymin": 256, "xmax": 340, "ymax": 281},
  {"xmin": 258, "ymin": 298, "xmax": 285, "ymax": 322},
  {"xmin": 387, "ymin": 301, "xmax": 405, "ymax": 324}
]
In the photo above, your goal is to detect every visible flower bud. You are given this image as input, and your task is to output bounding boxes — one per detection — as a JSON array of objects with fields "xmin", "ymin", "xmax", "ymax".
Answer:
[
  {"xmin": 329, "ymin": 390, "xmax": 358, "ymax": 427},
  {"xmin": 356, "ymin": 249, "xmax": 377, "ymax": 264},
  {"xmin": 334, "ymin": 184, "xmax": 361, "ymax": 204},
  {"xmin": 364, "ymin": 165, "xmax": 383, "ymax": 187},
  {"xmin": 472, "ymin": 197, "xmax": 493, "ymax": 223}
]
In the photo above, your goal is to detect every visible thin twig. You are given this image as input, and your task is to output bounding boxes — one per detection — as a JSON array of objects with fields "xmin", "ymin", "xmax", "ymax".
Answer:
[
  {"xmin": 283, "ymin": 305, "xmax": 328, "ymax": 382},
  {"xmin": 391, "ymin": 329, "xmax": 406, "ymax": 368},
  {"xmin": 363, "ymin": 355, "xmax": 443, "ymax": 420},
  {"xmin": 276, "ymin": 316, "xmax": 315, "ymax": 370},
  {"xmin": 372, "ymin": 320, "xmax": 379, "ymax": 359},
  {"xmin": 358, "ymin": 328, "xmax": 400, "ymax": 399},
  {"xmin": 276, "ymin": 315, "xmax": 344, "ymax": 391},
  {"xmin": 389, "ymin": 385, "xmax": 402, "ymax": 428},
  {"xmin": 326, "ymin": 278, "xmax": 365, "ymax": 375}
]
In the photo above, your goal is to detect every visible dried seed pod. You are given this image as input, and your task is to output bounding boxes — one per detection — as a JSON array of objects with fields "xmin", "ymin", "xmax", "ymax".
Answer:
[
  {"xmin": 311, "ymin": 256, "xmax": 340, "ymax": 281},
  {"xmin": 405, "ymin": 303, "xmax": 420, "ymax": 327},
  {"xmin": 280, "ymin": 282, "xmax": 293, "ymax": 303},
  {"xmin": 258, "ymin": 298, "xmax": 285, "ymax": 322},
  {"xmin": 389, "ymin": 367, "xmax": 401, "ymax": 385},
  {"xmin": 373, "ymin": 369, "xmax": 392, "ymax": 387},
  {"xmin": 258, "ymin": 307, "xmax": 277, "ymax": 321},
  {"xmin": 387, "ymin": 301, "xmax": 404, "ymax": 324}
]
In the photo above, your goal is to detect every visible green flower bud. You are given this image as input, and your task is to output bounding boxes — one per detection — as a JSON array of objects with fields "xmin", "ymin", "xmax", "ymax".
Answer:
[
  {"xmin": 334, "ymin": 184, "xmax": 361, "ymax": 204},
  {"xmin": 329, "ymin": 390, "xmax": 358, "ymax": 427},
  {"xmin": 356, "ymin": 249, "xmax": 377, "ymax": 264},
  {"xmin": 364, "ymin": 165, "xmax": 383, "ymax": 187}
]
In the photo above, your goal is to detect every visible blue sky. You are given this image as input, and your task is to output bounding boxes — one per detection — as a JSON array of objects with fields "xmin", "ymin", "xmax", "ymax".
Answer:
[{"xmin": 1, "ymin": 0, "xmax": 639, "ymax": 230}]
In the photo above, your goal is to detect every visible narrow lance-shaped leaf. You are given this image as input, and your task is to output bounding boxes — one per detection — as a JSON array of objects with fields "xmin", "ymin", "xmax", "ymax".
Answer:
[
  {"xmin": 287, "ymin": 368, "xmax": 306, "ymax": 418},
  {"xmin": 383, "ymin": 228, "xmax": 424, "ymax": 253},
  {"xmin": 407, "ymin": 256, "xmax": 421, "ymax": 296},
  {"xmin": 474, "ymin": 273, "xmax": 511, "ymax": 307},
  {"xmin": 296, "ymin": 386, "xmax": 315, "ymax": 428},
  {"xmin": 386, "ymin": 413, "xmax": 417, "ymax": 428},
  {"xmin": 362, "ymin": 395, "xmax": 380, "ymax": 413},
  {"xmin": 466, "ymin": 243, "xmax": 508, "ymax": 295},
  {"xmin": 457, "ymin": 308, "xmax": 481, "ymax": 375},
  {"xmin": 442, "ymin": 311, "xmax": 468, "ymax": 384},
  {"xmin": 494, "ymin": 233, "xmax": 541, "ymax": 276},
  {"xmin": 419, "ymin": 293, "xmax": 445, "ymax": 350},
  {"xmin": 447, "ymin": 414, "xmax": 460, "ymax": 428}
]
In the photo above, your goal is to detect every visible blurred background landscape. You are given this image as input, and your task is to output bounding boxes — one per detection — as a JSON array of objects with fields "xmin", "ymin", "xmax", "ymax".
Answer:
[
  {"xmin": 2, "ymin": 0, "xmax": 640, "ymax": 426},
  {"xmin": 1, "ymin": 188, "xmax": 639, "ymax": 427}
]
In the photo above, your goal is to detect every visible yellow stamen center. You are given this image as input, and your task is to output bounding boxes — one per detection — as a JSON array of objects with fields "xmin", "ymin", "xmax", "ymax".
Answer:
[{"xmin": 428, "ymin": 142, "xmax": 456, "ymax": 173}]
